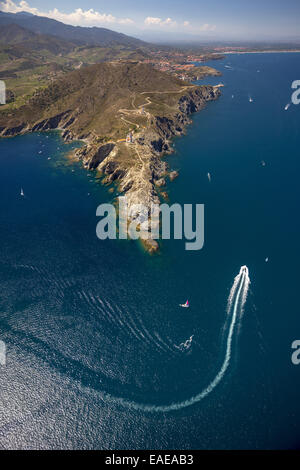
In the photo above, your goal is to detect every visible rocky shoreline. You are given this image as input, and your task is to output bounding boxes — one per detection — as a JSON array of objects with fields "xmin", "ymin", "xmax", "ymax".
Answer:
[
  {"xmin": 78, "ymin": 85, "xmax": 220, "ymax": 252},
  {"xmin": 76, "ymin": 86, "xmax": 220, "ymax": 206},
  {"xmin": 0, "ymin": 81, "xmax": 220, "ymax": 253}
]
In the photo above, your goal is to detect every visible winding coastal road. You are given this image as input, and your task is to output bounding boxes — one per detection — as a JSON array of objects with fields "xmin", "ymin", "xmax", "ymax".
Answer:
[{"xmin": 116, "ymin": 85, "xmax": 198, "ymax": 183}]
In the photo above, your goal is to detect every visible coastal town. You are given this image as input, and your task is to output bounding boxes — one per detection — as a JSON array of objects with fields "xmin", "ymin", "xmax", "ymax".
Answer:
[{"xmin": 138, "ymin": 49, "xmax": 223, "ymax": 80}]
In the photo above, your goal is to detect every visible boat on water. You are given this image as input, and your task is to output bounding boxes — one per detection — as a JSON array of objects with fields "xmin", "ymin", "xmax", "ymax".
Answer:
[
  {"xmin": 180, "ymin": 300, "xmax": 189, "ymax": 308},
  {"xmin": 249, "ymin": 97, "xmax": 254, "ymax": 103},
  {"xmin": 207, "ymin": 172, "xmax": 211, "ymax": 182},
  {"xmin": 20, "ymin": 188, "xmax": 24, "ymax": 197},
  {"xmin": 178, "ymin": 335, "xmax": 194, "ymax": 351},
  {"xmin": 285, "ymin": 103, "xmax": 290, "ymax": 111}
]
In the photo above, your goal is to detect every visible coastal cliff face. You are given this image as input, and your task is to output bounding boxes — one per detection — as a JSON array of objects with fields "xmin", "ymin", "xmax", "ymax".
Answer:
[
  {"xmin": 74, "ymin": 85, "xmax": 220, "ymax": 212},
  {"xmin": 0, "ymin": 62, "xmax": 220, "ymax": 251}
]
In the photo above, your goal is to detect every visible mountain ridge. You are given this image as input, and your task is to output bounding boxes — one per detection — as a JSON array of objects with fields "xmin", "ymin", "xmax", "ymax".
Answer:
[
  {"xmin": 0, "ymin": 23, "xmax": 77, "ymax": 53},
  {"xmin": 0, "ymin": 11, "xmax": 148, "ymax": 48}
]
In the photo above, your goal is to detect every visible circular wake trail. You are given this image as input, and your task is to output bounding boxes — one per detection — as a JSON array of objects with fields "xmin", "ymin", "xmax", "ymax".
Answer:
[{"xmin": 101, "ymin": 266, "xmax": 250, "ymax": 412}]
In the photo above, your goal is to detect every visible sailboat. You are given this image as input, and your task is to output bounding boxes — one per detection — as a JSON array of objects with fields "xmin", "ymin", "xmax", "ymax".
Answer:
[
  {"xmin": 180, "ymin": 300, "xmax": 189, "ymax": 308},
  {"xmin": 20, "ymin": 188, "xmax": 24, "ymax": 197}
]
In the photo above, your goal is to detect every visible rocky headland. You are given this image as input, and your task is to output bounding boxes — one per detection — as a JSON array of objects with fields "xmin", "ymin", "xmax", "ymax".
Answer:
[{"xmin": 0, "ymin": 61, "xmax": 221, "ymax": 252}]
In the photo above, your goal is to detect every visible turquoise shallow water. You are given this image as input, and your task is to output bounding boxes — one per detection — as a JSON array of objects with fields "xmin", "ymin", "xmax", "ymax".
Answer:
[{"xmin": 0, "ymin": 53, "xmax": 300, "ymax": 449}]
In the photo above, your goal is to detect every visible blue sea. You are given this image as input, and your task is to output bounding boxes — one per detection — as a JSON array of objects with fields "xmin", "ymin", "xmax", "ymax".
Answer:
[{"xmin": 0, "ymin": 53, "xmax": 300, "ymax": 449}]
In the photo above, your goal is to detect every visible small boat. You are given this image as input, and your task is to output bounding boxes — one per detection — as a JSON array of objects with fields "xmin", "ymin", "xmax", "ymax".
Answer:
[
  {"xmin": 180, "ymin": 300, "xmax": 189, "ymax": 308},
  {"xmin": 285, "ymin": 103, "xmax": 290, "ymax": 111},
  {"xmin": 207, "ymin": 172, "xmax": 211, "ymax": 182},
  {"xmin": 261, "ymin": 160, "xmax": 266, "ymax": 167},
  {"xmin": 249, "ymin": 97, "xmax": 253, "ymax": 103},
  {"xmin": 20, "ymin": 188, "xmax": 24, "ymax": 197},
  {"xmin": 178, "ymin": 335, "xmax": 194, "ymax": 351},
  {"xmin": 265, "ymin": 257, "xmax": 269, "ymax": 263}
]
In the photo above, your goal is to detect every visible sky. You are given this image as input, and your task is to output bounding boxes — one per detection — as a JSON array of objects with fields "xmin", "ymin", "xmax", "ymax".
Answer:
[{"xmin": 1, "ymin": 0, "xmax": 300, "ymax": 42}]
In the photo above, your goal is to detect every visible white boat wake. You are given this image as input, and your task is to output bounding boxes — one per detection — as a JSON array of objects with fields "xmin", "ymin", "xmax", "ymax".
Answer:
[{"xmin": 100, "ymin": 265, "xmax": 250, "ymax": 412}]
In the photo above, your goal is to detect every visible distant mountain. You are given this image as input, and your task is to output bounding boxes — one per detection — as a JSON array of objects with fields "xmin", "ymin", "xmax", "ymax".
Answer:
[
  {"xmin": 0, "ymin": 11, "xmax": 148, "ymax": 48},
  {"xmin": 0, "ymin": 23, "xmax": 37, "ymax": 43},
  {"xmin": 15, "ymin": 11, "xmax": 34, "ymax": 17},
  {"xmin": 0, "ymin": 23, "xmax": 77, "ymax": 54}
]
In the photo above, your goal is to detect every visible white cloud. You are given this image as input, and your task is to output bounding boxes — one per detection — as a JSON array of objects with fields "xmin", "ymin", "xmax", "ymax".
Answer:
[
  {"xmin": 0, "ymin": 1, "xmax": 216, "ymax": 34},
  {"xmin": 143, "ymin": 17, "xmax": 216, "ymax": 33},
  {"xmin": 144, "ymin": 16, "xmax": 177, "ymax": 28},
  {"xmin": 0, "ymin": 0, "xmax": 134, "ymax": 26},
  {"xmin": 1, "ymin": 0, "xmax": 37, "ymax": 14},
  {"xmin": 144, "ymin": 17, "xmax": 161, "ymax": 25},
  {"xmin": 198, "ymin": 23, "xmax": 216, "ymax": 32}
]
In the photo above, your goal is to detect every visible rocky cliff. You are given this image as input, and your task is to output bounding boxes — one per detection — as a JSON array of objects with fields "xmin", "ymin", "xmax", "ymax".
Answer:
[
  {"xmin": 74, "ymin": 85, "xmax": 220, "ymax": 245},
  {"xmin": 0, "ymin": 62, "xmax": 221, "ymax": 252}
]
